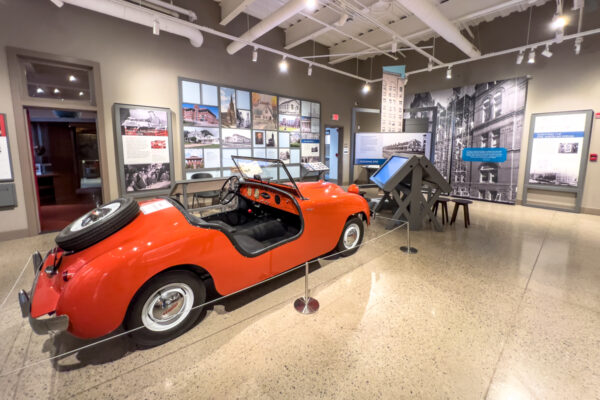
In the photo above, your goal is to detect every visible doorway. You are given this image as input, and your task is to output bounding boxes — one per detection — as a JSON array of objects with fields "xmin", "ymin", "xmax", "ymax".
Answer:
[
  {"xmin": 27, "ymin": 107, "xmax": 102, "ymax": 232},
  {"xmin": 325, "ymin": 125, "xmax": 343, "ymax": 184}
]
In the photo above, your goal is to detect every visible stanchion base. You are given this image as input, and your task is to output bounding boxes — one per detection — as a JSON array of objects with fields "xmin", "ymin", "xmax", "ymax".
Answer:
[
  {"xmin": 294, "ymin": 297, "xmax": 319, "ymax": 314},
  {"xmin": 400, "ymin": 246, "xmax": 418, "ymax": 254}
]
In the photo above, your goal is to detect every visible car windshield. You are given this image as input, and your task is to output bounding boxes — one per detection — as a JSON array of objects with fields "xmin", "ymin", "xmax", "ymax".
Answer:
[{"xmin": 231, "ymin": 156, "xmax": 303, "ymax": 198}]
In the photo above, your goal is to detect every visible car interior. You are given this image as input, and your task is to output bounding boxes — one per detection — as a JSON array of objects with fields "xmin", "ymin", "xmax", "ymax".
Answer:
[{"xmin": 190, "ymin": 183, "xmax": 302, "ymax": 255}]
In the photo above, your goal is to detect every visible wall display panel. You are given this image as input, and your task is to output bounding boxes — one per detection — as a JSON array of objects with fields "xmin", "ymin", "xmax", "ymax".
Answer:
[
  {"xmin": 201, "ymin": 84, "xmax": 218, "ymax": 106},
  {"xmin": 0, "ymin": 114, "xmax": 15, "ymax": 182},
  {"xmin": 528, "ymin": 113, "xmax": 588, "ymax": 186},
  {"xmin": 113, "ymin": 104, "xmax": 174, "ymax": 197},
  {"xmin": 279, "ymin": 131, "xmax": 290, "ymax": 148},
  {"xmin": 405, "ymin": 77, "xmax": 528, "ymax": 204},
  {"xmin": 522, "ymin": 110, "xmax": 593, "ymax": 213},
  {"xmin": 354, "ymin": 132, "xmax": 432, "ymax": 165},
  {"xmin": 179, "ymin": 78, "xmax": 321, "ymax": 181}
]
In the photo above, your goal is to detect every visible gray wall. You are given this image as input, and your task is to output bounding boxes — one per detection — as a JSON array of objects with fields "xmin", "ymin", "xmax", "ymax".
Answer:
[
  {"xmin": 359, "ymin": 2, "xmax": 600, "ymax": 212},
  {"xmin": 0, "ymin": 0, "xmax": 363, "ymax": 236}
]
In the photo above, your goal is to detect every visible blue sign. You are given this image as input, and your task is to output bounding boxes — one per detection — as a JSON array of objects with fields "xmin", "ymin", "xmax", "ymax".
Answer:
[
  {"xmin": 382, "ymin": 65, "xmax": 406, "ymax": 78},
  {"xmin": 533, "ymin": 131, "xmax": 584, "ymax": 138},
  {"xmin": 462, "ymin": 148, "xmax": 507, "ymax": 163},
  {"xmin": 355, "ymin": 158, "xmax": 385, "ymax": 166}
]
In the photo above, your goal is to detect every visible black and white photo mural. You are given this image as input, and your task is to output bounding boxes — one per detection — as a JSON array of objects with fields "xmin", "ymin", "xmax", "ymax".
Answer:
[{"xmin": 405, "ymin": 77, "xmax": 528, "ymax": 204}]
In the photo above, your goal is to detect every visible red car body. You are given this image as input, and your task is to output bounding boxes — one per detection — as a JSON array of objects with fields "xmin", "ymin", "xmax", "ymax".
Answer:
[{"xmin": 24, "ymin": 180, "xmax": 370, "ymax": 339}]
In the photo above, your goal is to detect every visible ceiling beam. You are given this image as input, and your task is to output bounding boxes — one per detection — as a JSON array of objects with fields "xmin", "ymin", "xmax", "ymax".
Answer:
[
  {"xmin": 285, "ymin": 25, "xmax": 332, "ymax": 50},
  {"xmin": 219, "ymin": 0, "xmax": 257, "ymax": 26},
  {"xmin": 395, "ymin": 0, "xmax": 480, "ymax": 58}
]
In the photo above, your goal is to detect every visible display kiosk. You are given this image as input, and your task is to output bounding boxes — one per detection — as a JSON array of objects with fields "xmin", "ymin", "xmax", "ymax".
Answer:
[
  {"xmin": 370, "ymin": 154, "xmax": 451, "ymax": 231},
  {"xmin": 301, "ymin": 162, "xmax": 329, "ymax": 181}
]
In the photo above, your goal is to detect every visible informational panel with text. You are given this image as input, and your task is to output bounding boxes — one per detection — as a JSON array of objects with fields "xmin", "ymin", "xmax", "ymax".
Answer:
[{"xmin": 354, "ymin": 132, "xmax": 431, "ymax": 165}]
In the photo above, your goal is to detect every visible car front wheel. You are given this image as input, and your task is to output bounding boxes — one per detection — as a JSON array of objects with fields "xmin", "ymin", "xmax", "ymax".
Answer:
[
  {"xmin": 336, "ymin": 216, "xmax": 364, "ymax": 257},
  {"xmin": 125, "ymin": 270, "xmax": 206, "ymax": 347}
]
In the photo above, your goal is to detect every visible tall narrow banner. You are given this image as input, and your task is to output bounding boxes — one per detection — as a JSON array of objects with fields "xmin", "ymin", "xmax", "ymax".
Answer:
[{"xmin": 380, "ymin": 65, "xmax": 406, "ymax": 133}]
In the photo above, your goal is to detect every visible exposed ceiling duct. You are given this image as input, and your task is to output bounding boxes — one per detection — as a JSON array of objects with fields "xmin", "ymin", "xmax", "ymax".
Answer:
[
  {"xmin": 142, "ymin": 0, "xmax": 197, "ymax": 21},
  {"xmin": 50, "ymin": 0, "xmax": 203, "ymax": 47},
  {"xmin": 395, "ymin": 0, "xmax": 481, "ymax": 58},
  {"xmin": 226, "ymin": 0, "xmax": 310, "ymax": 55}
]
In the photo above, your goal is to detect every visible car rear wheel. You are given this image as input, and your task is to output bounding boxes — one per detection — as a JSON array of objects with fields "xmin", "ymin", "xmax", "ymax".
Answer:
[
  {"xmin": 336, "ymin": 216, "xmax": 364, "ymax": 257},
  {"xmin": 125, "ymin": 270, "xmax": 206, "ymax": 347}
]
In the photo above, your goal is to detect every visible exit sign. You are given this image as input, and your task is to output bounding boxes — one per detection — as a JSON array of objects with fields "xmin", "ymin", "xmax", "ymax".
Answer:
[{"xmin": 331, "ymin": 113, "xmax": 339, "ymax": 121}]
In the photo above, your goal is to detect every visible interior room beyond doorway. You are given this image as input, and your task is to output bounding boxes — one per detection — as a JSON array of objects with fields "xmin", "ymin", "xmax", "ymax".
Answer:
[{"xmin": 27, "ymin": 107, "xmax": 102, "ymax": 233}]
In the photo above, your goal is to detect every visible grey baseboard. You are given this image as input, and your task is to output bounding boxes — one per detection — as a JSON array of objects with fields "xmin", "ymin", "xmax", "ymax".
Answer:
[
  {"xmin": 581, "ymin": 207, "xmax": 600, "ymax": 216},
  {"xmin": 0, "ymin": 229, "xmax": 30, "ymax": 242}
]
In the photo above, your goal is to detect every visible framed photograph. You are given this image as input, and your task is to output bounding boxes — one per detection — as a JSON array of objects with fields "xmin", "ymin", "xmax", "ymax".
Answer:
[
  {"xmin": 236, "ymin": 109, "xmax": 251, "ymax": 129},
  {"xmin": 252, "ymin": 92, "xmax": 278, "ymax": 130},
  {"xmin": 220, "ymin": 87, "xmax": 237, "ymax": 128},
  {"xmin": 184, "ymin": 148, "xmax": 204, "ymax": 170},
  {"xmin": 279, "ymin": 97, "xmax": 300, "ymax": 115},
  {"xmin": 182, "ymin": 104, "xmax": 219, "ymax": 127},
  {"xmin": 265, "ymin": 130, "xmax": 277, "ymax": 148},
  {"xmin": 0, "ymin": 114, "xmax": 15, "ymax": 182},
  {"xmin": 290, "ymin": 132, "xmax": 301, "ymax": 147},
  {"xmin": 113, "ymin": 104, "xmax": 174, "ymax": 197},
  {"xmin": 279, "ymin": 114, "xmax": 300, "ymax": 131},
  {"xmin": 253, "ymin": 130, "xmax": 265, "ymax": 147},
  {"xmin": 183, "ymin": 126, "xmax": 220, "ymax": 148},
  {"xmin": 222, "ymin": 128, "xmax": 251, "ymax": 148}
]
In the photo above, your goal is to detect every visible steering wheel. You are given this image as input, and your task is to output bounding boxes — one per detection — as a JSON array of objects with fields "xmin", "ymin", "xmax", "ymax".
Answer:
[{"xmin": 219, "ymin": 176, "xmax": 240, "ymax": 205}]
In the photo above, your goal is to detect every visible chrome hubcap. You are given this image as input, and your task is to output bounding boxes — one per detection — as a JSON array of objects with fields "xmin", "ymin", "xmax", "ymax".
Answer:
[
  {"xmin": 141, "ymin": 283, "xmax": 194, "ymax": 332},
  {"xmin": 70, "ymin": 202, "xmax": 121, "ymax": 232},
  {"xmin": 343, "ymin": 223, "xmax": 360, "ymax": 249}
]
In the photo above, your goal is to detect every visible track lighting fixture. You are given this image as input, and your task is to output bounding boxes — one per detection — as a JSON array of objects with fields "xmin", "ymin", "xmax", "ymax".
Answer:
[
  {"xmin": 36, "ymin": 88, "xmax": 44, "ymax": 94},
  {"xmin": 252, "ymin": 47, "xmax": 258, "ymax": 62},
  {"xmin": 361, "ymin": 82, "xmax": 370, "ymax": 94},
  {"xmin": 528, "ymin": 48, "xmax": 536, "ymax": 64},
  {"xmin": 307, "ymin": 64, "xmax": 313, "ymax": 76},
  {"xmin": 551, "ymin": 14, "xmax": 567, "ymax": 30},
  {"xmin": 278, "ymin": 57, "xmax": 288, "ymax": 73},
  {"xmin": 305, "ymin": 0, "xmax": 317, "ymax": 10},
  {"xmin": 391, "ymin": 41, "xmax": 397, "ymax": 53},
  {"xmin": 541, "ymin": 44, "xmax": 553, "ymax": 58},
  {"xmin": 574, "ymin": 37, "xmax": 583, "ymax": 55},
  {"xmin": 79, "ymin": 91, "xmax": 85, "ymax": 96},
  {"xmin": 446, "ymin": 66, "xmax": 452, "ymax": 79},
  {"xmin": 53, "ymin": 88, "xmax": 60, "ymax": 94},
  {"xmin": 153, "ymin": 19, "xmax": 160, "ymax": 36},
  {"xmin": 516, "ymin": 50, "xmax": 525, "ymax": 65},
  {"xmin": 427, "ymin": 59, "xmax": 433, "ymax": 72}
]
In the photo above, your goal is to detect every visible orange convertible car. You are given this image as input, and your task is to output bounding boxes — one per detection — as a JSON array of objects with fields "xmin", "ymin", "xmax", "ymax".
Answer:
[{"xmin": 19, "ymin": 157, "xmax": 370, "ymax": 346}]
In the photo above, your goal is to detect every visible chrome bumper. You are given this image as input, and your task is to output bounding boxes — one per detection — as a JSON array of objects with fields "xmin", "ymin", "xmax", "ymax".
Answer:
[{"xmin": 18, "ymin": 251, "xmax": 69, "ymax": 335}]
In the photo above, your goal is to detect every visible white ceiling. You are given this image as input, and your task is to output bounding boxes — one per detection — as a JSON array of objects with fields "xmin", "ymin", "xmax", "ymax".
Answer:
[{"xmin": 216, "ymin": 0, "xmax": 551, "ymax": 65}]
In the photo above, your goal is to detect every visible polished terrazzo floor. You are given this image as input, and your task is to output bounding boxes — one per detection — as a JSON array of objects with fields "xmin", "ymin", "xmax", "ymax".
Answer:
[{"xmin": 0, "ymin": 201, "xmax": 599, "ymax": 399}]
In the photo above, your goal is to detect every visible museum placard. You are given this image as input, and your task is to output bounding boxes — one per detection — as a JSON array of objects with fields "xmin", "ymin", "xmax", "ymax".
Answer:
[{"xmin": 113, "ymin": 104, "xmax": 174, "ymax": 197}]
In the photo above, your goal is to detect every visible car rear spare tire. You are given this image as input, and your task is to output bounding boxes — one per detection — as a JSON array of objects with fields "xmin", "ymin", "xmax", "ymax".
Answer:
[{"xmin": 55, "ymin": 198, "xmax": 140, "ymax": 252}]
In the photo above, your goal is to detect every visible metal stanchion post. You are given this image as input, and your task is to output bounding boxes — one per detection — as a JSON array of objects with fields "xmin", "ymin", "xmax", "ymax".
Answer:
[
  {"xmin": 400, "ymin": 222, "xmax": 418, "ymax": 254},
  {"xmin": 294, "ymin": 261, "xmax": 319, "ymax": 314}
]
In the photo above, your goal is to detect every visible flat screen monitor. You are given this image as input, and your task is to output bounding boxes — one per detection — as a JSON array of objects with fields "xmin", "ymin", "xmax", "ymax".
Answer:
[{"xmin": 369, "ymin": 155, "xmax": 409, "ymax": 189}]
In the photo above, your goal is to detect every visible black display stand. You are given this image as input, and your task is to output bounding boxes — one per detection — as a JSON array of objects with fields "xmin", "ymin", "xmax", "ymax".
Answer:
[{"xmin": 371, "ymin": 154, "xmax": 451, "ymax": 231}]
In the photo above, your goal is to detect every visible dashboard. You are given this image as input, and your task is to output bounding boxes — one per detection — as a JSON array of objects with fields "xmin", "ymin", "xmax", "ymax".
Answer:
[{"xmin": 239, "ymin": 183, "xmax": 299, "ymax": 215}]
